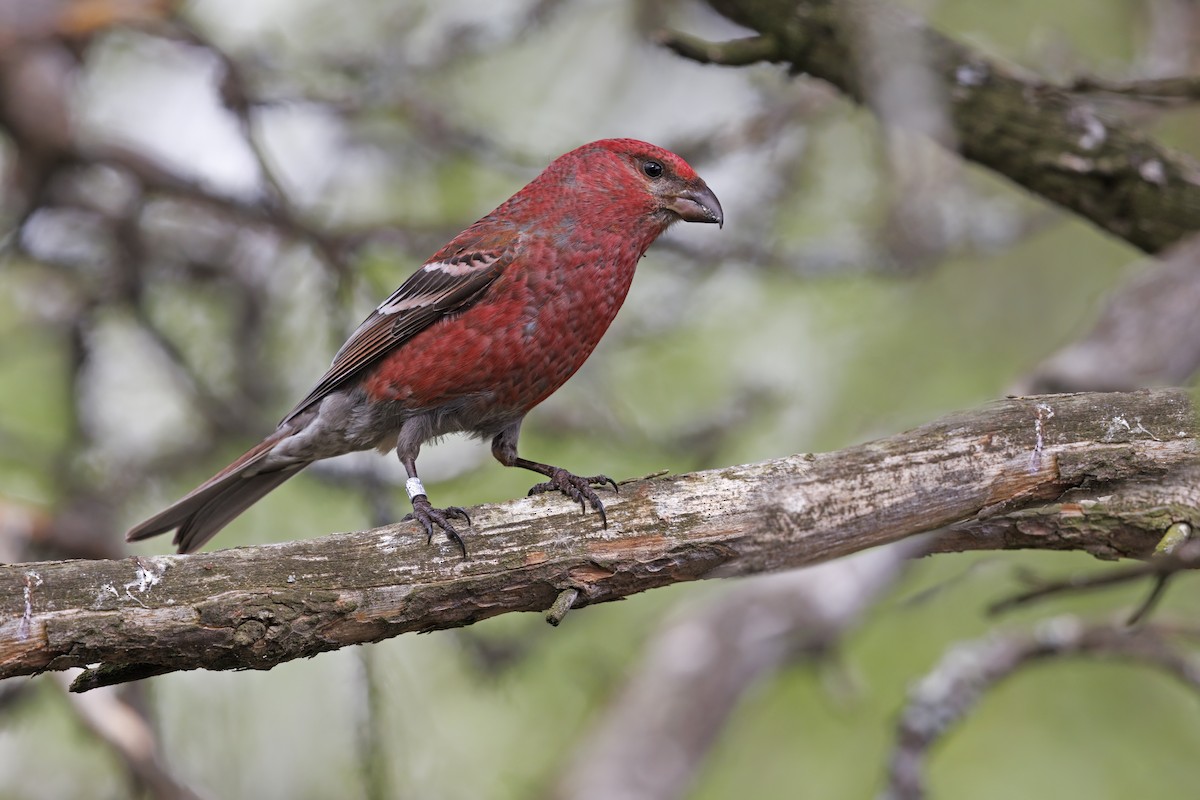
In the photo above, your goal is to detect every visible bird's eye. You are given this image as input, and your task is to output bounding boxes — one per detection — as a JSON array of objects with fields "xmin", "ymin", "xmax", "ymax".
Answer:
[{"xmin": 641, "ymin": 159, "xmax": 664, "ymax": 179}]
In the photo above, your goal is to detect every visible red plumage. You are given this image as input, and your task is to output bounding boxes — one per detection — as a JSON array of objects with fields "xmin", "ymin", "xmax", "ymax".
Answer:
[{"xmin": 127, "ymin": 138, "xmax": 723, "ymax": 554}]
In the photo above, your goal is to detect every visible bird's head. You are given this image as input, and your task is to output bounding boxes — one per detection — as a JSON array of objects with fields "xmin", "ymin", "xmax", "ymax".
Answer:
[
  {"xmin": 532, "ymin": 139, "xmax": 723, "ymax": 234},
  {"xmin": 595, "ymin": 138, "xmax": 724, "ymax": 229}
]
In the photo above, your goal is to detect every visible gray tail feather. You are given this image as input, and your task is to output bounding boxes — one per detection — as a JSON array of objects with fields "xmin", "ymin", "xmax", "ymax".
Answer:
[{"xmin": 127, "ymin": 464, "xmax": 307, "ymax": 554}]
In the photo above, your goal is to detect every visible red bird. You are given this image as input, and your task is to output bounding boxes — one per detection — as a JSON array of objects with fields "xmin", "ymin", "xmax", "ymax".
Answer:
[{"xmin": 127, "ymin": 139, "xmax": 723, "ymax": 555}]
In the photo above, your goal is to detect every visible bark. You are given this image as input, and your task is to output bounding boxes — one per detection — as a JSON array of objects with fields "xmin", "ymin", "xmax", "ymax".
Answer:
[
  {"xmin": 671, "ymin": 0, "xmax": 1200, "ymax": 253},
  {"xmin": 2, "ymin": 390, "xmax": 1198, "ymax": 691}
]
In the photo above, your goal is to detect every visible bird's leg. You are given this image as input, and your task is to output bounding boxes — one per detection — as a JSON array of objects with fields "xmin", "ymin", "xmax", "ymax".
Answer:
[
  {"xmin": 398, "ymin": 453, "xmax": 470, "ymax": 558},
  {"xmin": 491, "ymin": 421, "xmax": 618, "ymax": 527}
]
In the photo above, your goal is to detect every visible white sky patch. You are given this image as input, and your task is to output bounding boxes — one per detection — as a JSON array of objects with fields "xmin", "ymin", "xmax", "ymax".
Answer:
[
  {"xmin": 76, "ymin": 32, "xmax": 260, "ymax": 197},
  {"xmin": 79, "ymin": 315, "xmax": 199, "ymax": 463},
  {"xmin": 254, "ymin": 103, "xmax": 347, "ymax": 209},
  {"xmin": 189, "ymin": 0, "xmax": 306, "ymax": 45}
]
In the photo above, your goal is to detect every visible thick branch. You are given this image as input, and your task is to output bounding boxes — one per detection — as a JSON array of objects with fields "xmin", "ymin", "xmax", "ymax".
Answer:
[
  {"xmin": 674, "ymin": 0, "xmax": 1200, "ymax": 253},
  {"xmin": 2, "ymin": 390, "xmax": 1198, "ymax": 690}
]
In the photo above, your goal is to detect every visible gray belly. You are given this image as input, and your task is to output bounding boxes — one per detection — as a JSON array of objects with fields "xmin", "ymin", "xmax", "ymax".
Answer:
[{"xmin": 262, "ymin": 386, "xmax": 523, "ymax": 467}]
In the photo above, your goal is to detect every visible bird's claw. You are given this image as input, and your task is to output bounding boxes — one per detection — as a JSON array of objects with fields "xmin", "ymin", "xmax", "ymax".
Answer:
[
  {"xmin": 403, "ymin": 495, "xmax": 471, "ymax": 558},
  {"xmin": 527, "ymin": 469, "xmax": 618, "ymax": 528}
]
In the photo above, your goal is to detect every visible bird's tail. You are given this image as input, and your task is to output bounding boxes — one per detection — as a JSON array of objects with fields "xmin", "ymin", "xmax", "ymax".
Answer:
[{"xmin": 126, "ymin": 434, "xmax": 308, "ymax": 554}]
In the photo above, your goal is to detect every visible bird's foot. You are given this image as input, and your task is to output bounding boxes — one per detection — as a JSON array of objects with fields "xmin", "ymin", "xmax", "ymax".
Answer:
[
  {"xmin": 404, "ymin": 495, "xmax": 471, "ymax": 558},
  {"xmin": 527, "ymin": 469, "xmax": 619, "ymax": 527}
]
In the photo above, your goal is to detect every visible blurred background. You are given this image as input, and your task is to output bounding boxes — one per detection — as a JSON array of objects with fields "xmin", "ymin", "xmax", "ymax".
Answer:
[{"xmin": 2, "ymin": 0, "xmax": 1200, "ymax": 797}]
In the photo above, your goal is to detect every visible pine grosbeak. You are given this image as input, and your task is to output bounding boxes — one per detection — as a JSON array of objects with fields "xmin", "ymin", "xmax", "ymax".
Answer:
[{"xmin": 128, "ymin": 138, "xmax": 723, "ymax": 555}]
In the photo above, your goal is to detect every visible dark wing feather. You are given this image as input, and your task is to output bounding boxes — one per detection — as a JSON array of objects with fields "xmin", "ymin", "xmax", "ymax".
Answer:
[{"xmin": 280, "ymin": 226, "xmax": 519, "ymax": 425}]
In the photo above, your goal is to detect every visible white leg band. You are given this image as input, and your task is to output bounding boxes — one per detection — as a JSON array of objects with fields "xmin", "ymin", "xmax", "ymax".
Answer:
[{"xmin": 405, "ymin": 477, "xmax": 426, "ymax": 500}]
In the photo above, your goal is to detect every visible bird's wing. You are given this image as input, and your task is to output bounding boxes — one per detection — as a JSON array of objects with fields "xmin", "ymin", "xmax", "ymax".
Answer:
[{"xmin": 280, "ymin": 225, "xmax": 520, "ymax": 425}]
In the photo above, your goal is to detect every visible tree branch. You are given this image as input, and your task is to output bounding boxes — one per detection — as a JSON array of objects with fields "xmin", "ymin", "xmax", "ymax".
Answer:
[
  {"xmin": 669, "ymin": 0, "xmax": 1200, "ymax": 253},
  {"xmin": 987, "ymin": 533, "xmax": 1200, "ymax": 618},
  {"xmin": 1016, "ymin": 234, "xmax": 1200, "ymax": 393},
  {"xmin": 551, "ymin": 542, "xmax": 918, "ymax": 800},
  {"xmin": 2, "ymin": 390, "xmax": 1198, "ymax": 691},
  {"xmin": 881, "ymin": 619, "xmax": 1200, "ymax": 800}
]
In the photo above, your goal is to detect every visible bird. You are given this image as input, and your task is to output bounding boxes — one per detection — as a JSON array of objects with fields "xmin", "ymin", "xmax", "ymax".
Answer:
[{"xmin": 126, "ymin": 138, "xmax": 723, "ymax": 556}]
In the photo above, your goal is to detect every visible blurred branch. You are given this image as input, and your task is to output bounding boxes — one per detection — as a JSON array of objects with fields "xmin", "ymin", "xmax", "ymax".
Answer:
[
  {"xmin": 161, "ymin": 19, "xmax": 356, "ymax": 282},
  {"xmin": 551, "ymin": 541, "xmax": 919, "ymax": 800},
  {"xmin": 881, "ymin": 619, "xmax": 1200, "ymax": 800},
  {"xmin": 987, "ymin": 527, "xmax": 1200, "ymax": 621},
  {"xmin": 668, "ymin": 0, "xmax": 1200, "ymax": 253},
  {"xmin": 1139, "ymin": 0, "xmax": 1200, "ymax": 78},
  {"xmin": 51, "ymin": 675, "xmax": 202, "ymax": 800},
  {"xmin": 1016, "ymin": 233, "xmax": 1200, "ymax": 393},
  {"xmin": 656, "ymin": 32, "xmax": 780, "ymax": 66},
  {"xmin": 1069, "ymin": 74, "xmax": 1200, "ymax": 104},
  {"xmin": 1, "ymin": 390, "xmax": 1198, "ymax": 690}
]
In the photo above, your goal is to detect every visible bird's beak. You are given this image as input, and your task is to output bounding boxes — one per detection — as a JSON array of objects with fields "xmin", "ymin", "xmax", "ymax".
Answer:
[{"xmin": 667, "ymin": 183, "xmax": 724, "ymax": 228}]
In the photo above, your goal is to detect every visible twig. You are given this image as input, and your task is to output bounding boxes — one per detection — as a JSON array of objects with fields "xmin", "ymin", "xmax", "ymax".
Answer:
[
  {"xmin": 656, "ymin": 32, "xmax": 783, "ymax": 67},
  {"xmin": 988, "ymin": 538, "xmax": 1200, "ymax": 617},
  {"xmin": 1069, "ymin": 75, "xmax": 1200, "ymax": 103}
]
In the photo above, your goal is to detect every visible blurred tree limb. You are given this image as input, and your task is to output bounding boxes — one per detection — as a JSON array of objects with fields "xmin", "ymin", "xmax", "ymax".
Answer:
[
  {"xmin": 669, "ymin": 0, "xmax": 1200, "ymax": 253},
  {"xmin": 552, "ymin": 542, "xmax": 919, "ymax": 800},
  {"xmin": 882, "ymin": 618, "xmax": 1200, "ymax": 800},
  {"xmin": 2, "ymin": 389, "xmax": 1197, "ymax": 692},
  {"xmin": 1017, "ymin": 233, "xmax": 1200, "ymax": 393}
]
